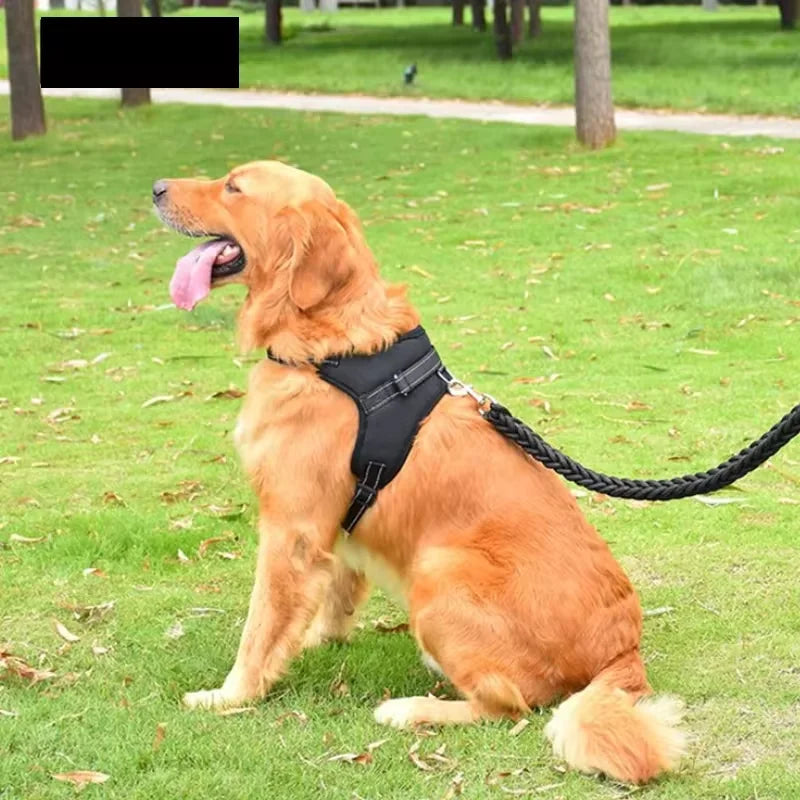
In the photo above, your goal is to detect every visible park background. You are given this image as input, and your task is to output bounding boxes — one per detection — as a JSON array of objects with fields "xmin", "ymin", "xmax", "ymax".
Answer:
[{"xmin": 1, "ymin": 1, "xmax": 800, "ymax": 798}]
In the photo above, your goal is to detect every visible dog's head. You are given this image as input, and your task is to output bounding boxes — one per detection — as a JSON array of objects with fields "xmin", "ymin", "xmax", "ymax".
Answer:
[{"xmin": 154, "ymin": 160, "xmax": 378, "ymax": 316}]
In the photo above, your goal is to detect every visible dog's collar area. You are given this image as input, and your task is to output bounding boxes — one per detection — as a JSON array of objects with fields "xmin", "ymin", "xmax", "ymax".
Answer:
[{"xmin": 267, "ymin": 327, "xmax": 449, "ymax": 533}]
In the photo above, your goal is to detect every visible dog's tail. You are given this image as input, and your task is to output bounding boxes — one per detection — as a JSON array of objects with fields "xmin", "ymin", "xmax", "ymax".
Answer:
[{"xmin": 544, "ymin": 653, "xmax": 686, "ymax": 784}]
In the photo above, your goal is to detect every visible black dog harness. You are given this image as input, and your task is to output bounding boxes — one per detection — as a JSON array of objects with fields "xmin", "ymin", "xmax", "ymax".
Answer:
[{"xmin": 268, "ymin": 326, "xmax": 449, "ymax": 532}]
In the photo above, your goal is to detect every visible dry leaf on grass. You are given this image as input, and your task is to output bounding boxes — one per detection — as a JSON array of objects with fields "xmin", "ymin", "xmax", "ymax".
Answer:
[
  {"xmin": 442, "ymin": 772, "xmax": 465, "ymax": 799},
  {"xmin": 188, "ymin": 607, "xmax": 225, "ymax": 617},
  {"xmin": 644, "ymin": 606, "xmax": 674, "ymax": 618},
  {"xmin": 161, "ymin": 480, "xmax": 203, "ymax": 504},
  {"xmin": 92, "ymin": 645, "xmax": 110, "ymax": 656},
  {"xmin": 408, "ymin": 746, "xmax": 433, "ymax": 771},
  {"xmin": 51, "ymin": 771, "xmax": 110, "ymax": 788},
  {"xmin": 0, "ymin": 709, "xmax": 19, "ymax": 717},
  {"xmin": 61, "ymin": 601, "xmax": 115, "ymax": 624},
  {"xmin": 165, "ymin": 621, "xmax": 184, "ymax": 640},
  {"xmin": 408, "ymin": 264, "xmax": 433, "ymax": 279},
  {"xmin": 205, "ymin": 387, "xmax": 245, "ymax": 401},
  {"xmin": 685, "ymin": 348, "xmax": 718, "ymax": 356},
  {"xmin": 8, "ymin": 534, "xmax": 45, "ymax": 545},
  {"xmin": 328, "ymin": 752, "xmax": 373, "ymax": 766},
  {"xmin": 366, "ymin": 738, "xmax": 388, "ymax": 752},
  {"xmin": 152, "ymin": 722, "xmax": 167, "ymax": 752},
  {"xmin": 0, "ymin": 652, "xmax": 56, "ymax": 683},
  {"xmin": 205, "ymin": 503, "xmax": 247, "ymax": 519},
  {"xmin": 54, "ymin": 620, "xmax": 81, "ymax": 643},
  {"xmin": 177, "ymin": 549, "xmax": 191, "ymax": 564},
  {"xmin": 142, "ymin": 394, "xmax": 175, "ymax": 409},
  {"xmin": 82, "ymin": 567, "xmax": 108, "ymax": 578},
  {"xmin": 198, "ymin": 533, "xmax": 235, "ymax": 558},
  {"xmin": 508, "ymin": 718, "xmax": 530, "ymax": 737},
  {"xmin": 102, "ymin": 491, "xmax": 125, "ymax": 506},
  {"xmin": 0, "ymin": 456, "xmax": 20, "ymax": 466},
  {"xmin": 693, "ymin": 496, "xmax": 745, "ymax": 507},
  {"xmin": 46, "ymin": 407, "xmax": 77, "ymax": 424}
]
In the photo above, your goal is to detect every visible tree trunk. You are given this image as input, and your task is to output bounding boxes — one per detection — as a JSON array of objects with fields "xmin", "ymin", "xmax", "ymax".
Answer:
[
  {"xmin": 574, "ymin": 0, "xmax": 615, "ymax": 148},
  {"xmin": 527, "ymin": 0, "xmax": 541, "ymax": 37},
  {"xmin": 5, "ymin": 0, "xmax": 47, "ymax": 140},
  {"xmin": 510, "ymin": 0, "xmax": 523, "ymax": 43},
  {"xmin": 118, "ymin": 0, "xmax": 150, "ymax": 105},
  {"xmin": 453, "ymin": 0, "xmax": 465, "ymax": 26},
  {"xmin": 266, "ymin": 0, "xmax": 282, "ymax": 44},
  {"xmin": 121, "ymin": 87, "xmax": 151, "ymax": 105},
  {"xmin": 145, "ymin": 0, "xmax": 162, "ymax": 16},
  {"xmin": 778, "ymin": 0, "xmax": 797, "ymax": 29},
  {"xmin": 493, "ymin": 0, "xmax": 512, "ymax": 59},
  {"xmin": 118, "ymin": 0, "xmax": 142, "ymax": 14},
  {"xmin": 471, "ymin": 0, "xmax": 487, "ymax": 31}
]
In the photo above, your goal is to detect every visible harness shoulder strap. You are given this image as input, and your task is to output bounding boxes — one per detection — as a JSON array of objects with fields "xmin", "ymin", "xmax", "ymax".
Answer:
[{"xmin": 316, "ymin": 327, "xmax": 448, "ymax": 533}]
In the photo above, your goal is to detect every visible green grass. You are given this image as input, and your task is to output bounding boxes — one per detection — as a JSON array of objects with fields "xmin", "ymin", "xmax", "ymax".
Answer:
[
  {"xmin": 2, "ymin": 99, "xmax": 800, "ymax": 799},
  {"xmin": 3, "ymin": 6, "xmax": 799, "ymax": 115}
]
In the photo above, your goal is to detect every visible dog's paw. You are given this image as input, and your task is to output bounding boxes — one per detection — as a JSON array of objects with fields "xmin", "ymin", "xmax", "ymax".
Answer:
[
  {"xmin": 373, "ymin": 697, "xmax": 421, "ymax": 729},
  {"xmin": 183, "ymin": 688, "xmax": 243, "ymax": 711}
]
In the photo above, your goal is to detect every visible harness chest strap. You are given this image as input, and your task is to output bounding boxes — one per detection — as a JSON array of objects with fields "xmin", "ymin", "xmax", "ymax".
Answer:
[{"xmin": 268, "ymin": 326, "xmax": 451, "ymax": 533}]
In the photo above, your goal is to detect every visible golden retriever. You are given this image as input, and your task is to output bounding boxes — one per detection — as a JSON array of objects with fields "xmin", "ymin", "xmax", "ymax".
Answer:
[{"xmin": 152, "ymin": 160, "xmax": 685, "ymax": 784}]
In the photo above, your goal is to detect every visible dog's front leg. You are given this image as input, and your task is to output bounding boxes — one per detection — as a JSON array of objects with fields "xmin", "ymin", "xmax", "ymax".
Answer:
[{"xmin": 183, "ymin": 521, "xmax": 334, "ymax": 710}]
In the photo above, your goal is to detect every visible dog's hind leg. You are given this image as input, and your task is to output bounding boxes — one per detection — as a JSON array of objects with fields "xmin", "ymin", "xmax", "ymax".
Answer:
[
  {"xmin": 183, "ymin": 521, "xmax": 335, "ymax": 711},
  {"xmin": 301, "ymin": 557, "xmax": 369, "ymax": 649},
  {"xmin": 374, "ymin": 673, "xmax": 529, "ymax": 728}
]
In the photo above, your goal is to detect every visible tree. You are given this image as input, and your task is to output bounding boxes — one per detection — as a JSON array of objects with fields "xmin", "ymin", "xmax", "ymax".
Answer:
[
  {"xmin": 510, "ymin": 0, "xmax": 524, "ymax": 44},
  {"xmin": 118, "ymin": 0, "xmax": 151, "ymax": 105},
  {"xmin": 266, "ymin": 0, "xmax": 282, "ymax": 44},
  {"xmin": 777, "ymin": 0, "xmax": 796, "ymax": 29},
  {"xmin": 527, "ymin": 0, "xmax": 541, "ymax": 37},
  {"xmin": 573, "ymin": 0, "xmax": 615, "ymax": 148},
  {"xmin": 471, "ymin": 0, "xmax": 487, "ymax": 32},
  {"xmin": 493, "ymin": 0, "xmax": 512, "ymax": 59},
  {"xmin": 453, "ymin": 0, "xmax": 465, "ymax": 26},
  {"xmin": 145, "ymin": 0, "xmax": 161, "ymax": 16},
  {"xmin": 5, "ymin": 0, "xmax": 47, "ymax": 140}
]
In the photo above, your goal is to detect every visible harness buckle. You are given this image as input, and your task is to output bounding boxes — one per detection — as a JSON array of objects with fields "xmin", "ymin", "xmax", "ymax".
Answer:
[{"xmin": 438, "ymin": 369, "xmax": 496, "ymax": 416}]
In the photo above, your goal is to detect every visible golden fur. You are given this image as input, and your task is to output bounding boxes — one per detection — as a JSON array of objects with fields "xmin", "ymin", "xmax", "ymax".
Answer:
[{"xmin": 155, "ymin": 160, "xmax": 686, "ymax": 784}]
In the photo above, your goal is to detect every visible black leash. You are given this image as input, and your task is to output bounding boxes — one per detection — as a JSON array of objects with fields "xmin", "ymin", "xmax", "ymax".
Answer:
[{"xmin": 442, "ymin": 374, "xmax": 800, "ymax": 500}]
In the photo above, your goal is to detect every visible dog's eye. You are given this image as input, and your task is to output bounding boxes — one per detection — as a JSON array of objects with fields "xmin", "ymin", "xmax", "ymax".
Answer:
[{"xmin": 225, "ymin": 181, "xmax": 241, "ymax": 194}]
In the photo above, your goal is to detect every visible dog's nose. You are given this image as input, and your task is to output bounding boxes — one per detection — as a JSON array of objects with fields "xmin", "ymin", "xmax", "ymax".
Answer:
[{"xmin": 152, "ymin": 179, "xmax": 169, "ymax": 202}]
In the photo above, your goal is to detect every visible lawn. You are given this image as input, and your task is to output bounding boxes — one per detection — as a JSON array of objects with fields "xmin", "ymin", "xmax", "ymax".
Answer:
[
  {"xmin": 1, "ymin": 99, "xmax": 800, "ymax": 799},
  {"xmin": 2, "ymin": 5, "xmax": 799, "ymax": 115}
]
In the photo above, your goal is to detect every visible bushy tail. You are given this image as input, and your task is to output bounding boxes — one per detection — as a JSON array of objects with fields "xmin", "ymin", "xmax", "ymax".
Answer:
[{"xmin": 544, "ymin": 664, "xmax": 686, "ymax": 784}]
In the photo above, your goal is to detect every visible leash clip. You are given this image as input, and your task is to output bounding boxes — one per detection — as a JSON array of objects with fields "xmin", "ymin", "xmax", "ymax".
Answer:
[{"xmin": 440, "ymin": 370, "xmax": 496, "ymax": 416}]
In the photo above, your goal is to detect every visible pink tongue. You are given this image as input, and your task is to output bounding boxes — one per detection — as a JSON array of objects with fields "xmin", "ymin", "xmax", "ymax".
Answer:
[{"xmin": 169, "ymin": 239, "xmax": 230, "ymax": 311}]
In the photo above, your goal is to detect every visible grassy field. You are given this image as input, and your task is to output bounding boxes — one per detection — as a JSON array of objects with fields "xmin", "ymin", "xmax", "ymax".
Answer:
[
  {"xmin": 1, "ymin": 6, "xmax": 800, "ymax": 115},
  {"xmin": 1, "ymin": 100, "xmax": 800, "ymax": 799}
]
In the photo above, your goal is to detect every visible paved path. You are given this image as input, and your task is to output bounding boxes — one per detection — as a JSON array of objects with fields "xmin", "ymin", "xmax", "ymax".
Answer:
[{"xmin": 3, "ymin": 82, "xmax": 800, "ymax": 139}]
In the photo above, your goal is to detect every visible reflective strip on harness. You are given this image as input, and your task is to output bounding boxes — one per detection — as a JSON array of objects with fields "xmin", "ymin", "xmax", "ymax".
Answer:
[{"xmin": 314, "ymin": 326, "xmax": 449, "ymax": 534}]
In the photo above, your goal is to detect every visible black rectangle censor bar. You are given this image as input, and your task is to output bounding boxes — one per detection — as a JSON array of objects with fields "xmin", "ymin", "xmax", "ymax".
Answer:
[{"xmin": 40, "ymin": 17, "xmax": 239, "ymax": 89}]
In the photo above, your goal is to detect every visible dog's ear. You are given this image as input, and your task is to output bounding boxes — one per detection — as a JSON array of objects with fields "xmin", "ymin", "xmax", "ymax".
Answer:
[{"xmin": 279, "ymin": 200, "xmax": 357, "ymax": 311}]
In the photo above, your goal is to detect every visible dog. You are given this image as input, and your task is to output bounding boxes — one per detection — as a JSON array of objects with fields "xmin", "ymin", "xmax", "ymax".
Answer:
[{"xmin": 152, "ymin": 160, "xmax": 686, "ymax": 784}]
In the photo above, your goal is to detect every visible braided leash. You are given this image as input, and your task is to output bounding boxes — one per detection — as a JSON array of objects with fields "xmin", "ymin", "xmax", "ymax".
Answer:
[
  {"xmin": 481, "ymin": 401, "xmax": 800, "ymax": 500},
  {"xmin": 440, "ymin": 372, "xmax": 800, "ymax": 499}
]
